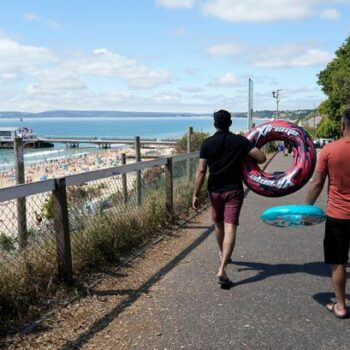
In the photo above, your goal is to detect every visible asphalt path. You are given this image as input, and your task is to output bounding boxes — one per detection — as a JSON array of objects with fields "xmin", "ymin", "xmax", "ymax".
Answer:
[{"xmin": 117, "ymin": 152, "xmax": 350, "ymax": 350}]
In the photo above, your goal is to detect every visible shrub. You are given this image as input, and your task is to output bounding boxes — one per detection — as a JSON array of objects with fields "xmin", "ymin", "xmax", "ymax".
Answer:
[
  {"xmin": 175, "ymin": 131, "xmax": 209, "ymax": 154},
  {"xmin": 41, "ymin": 194, "xmax": 54, "ymax": 220},
  {"xmin": 0, "ymin": 233, "xmax": 15, "ymax": 252}
]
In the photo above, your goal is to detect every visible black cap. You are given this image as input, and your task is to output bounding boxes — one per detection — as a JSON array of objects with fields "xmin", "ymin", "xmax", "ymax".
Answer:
[{"xmin": 214, "ymin": 109, "xmax": 231, "ymax": 123}]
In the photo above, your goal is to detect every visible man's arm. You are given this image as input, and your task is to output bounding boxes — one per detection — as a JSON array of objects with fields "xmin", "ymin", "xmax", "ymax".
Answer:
[
  {"xmin": 192, "ymin": 158, "xmax": 207, "ymax": 210},
  {"xmin": 305, "ymin": 171, "xmax": 327, "ymax": 205},
  {"xmin": 248, "ymin": 147, "xmax": 266, "ymax": 164}
]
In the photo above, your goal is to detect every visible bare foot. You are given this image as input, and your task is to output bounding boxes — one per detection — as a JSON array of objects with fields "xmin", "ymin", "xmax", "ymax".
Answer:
[
  {"xmin": 326, "ymin": 303, "xmax": 347, "ymax": 319},
  {"xmin": 217, "ymin": 268, "xmax": 228, "ymax": 280}
]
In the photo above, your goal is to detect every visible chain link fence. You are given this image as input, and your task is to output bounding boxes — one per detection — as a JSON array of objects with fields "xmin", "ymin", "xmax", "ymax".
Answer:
[{"xmin": 0, "ymin": 152, "xmax": 207, "ymax": 324}]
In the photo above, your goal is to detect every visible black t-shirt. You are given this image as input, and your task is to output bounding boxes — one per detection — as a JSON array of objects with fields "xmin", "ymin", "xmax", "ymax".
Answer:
[{"xmin": 199, "ymin": 131, "xmax": 254, "ymax": 192}]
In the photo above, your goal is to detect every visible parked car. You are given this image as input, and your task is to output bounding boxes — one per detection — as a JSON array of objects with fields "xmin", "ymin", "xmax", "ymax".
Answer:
[{"xmin": 314, "ymin": 138, "xmax": 333, "ymax": 149}]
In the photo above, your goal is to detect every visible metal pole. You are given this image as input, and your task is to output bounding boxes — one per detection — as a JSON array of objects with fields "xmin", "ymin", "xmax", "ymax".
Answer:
[
  {"xmin": 187, "ymin": 127, "xmax": 193, "ymax": 183},
  {"xmin": 248, "ymin": 78, "xmax": 254, "ymax": 130},
  {"xmin": 135, "ymin": 136, "xmax": 142, "ymax": 206},
  {"xmin": 14, "ymin": 137, "xmax": 27, "ymax": 249},
  {"xmin": 121, "ymin": 153, "xmax": 128, "ymax": 204}
]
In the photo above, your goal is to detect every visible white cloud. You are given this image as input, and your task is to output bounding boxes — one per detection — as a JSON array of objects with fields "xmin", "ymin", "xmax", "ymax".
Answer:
[
  {"xmin": 206, "ymin": 44, "xmax": 242, "ymax": 58},
  {"xmin": 205, "ymin": 41, "xmax": 334, "ymax": 68},
  {"xmin": 208, "ymin": 73, "xmax": 240, "ymax": 87},
  {"xmin": 69, "ymin": 48, "xmax": 171, "ymax": 89},
  {"xmin": 0, "ymin": 35, "xmax": 174, "ymax": 111},
  {"xmin": 153, "ymin": 92, "xmax": 181, "ymax": 103},
  {"xmin": 2, "ymin": 73, "xmax": 19, "ymax": 81},
  {"xmin": 26, "ymin": 69, "xmax": 87, "ymax": 97},
  {"xmin": 320, "ymin": 8, "xmax": 340, "ymax": 20},
  {"xmin": 24, "ymin": 13, "xmax": 41, "ymax": 22},
  {"xmin": 0, "ymin": 36, "xmax": 55, "ymax": 76},
  {"xmin": 23, "ymin": 12, "xmax": 64, "ymax": 29},
  {"xmin": 254, "ymin": 44, "xmax": 334, "ymax": 68},
  {"xmin": 156, "ymin": 0, "xmax": 197, "ymax": 9},
  {"xmin": 200, "ymin": 0, "xmax": 344, "ymax": 22},
  {"xmin": 180, "ymin": 85, "xmax": 204, "ymax": 92}
]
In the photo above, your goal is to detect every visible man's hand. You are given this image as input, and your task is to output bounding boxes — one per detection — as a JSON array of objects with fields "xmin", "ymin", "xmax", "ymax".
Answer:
[
  {"xmin": 305, "ymin": 171, "xmax": 327, "ymax": 205},
  {"xmin": 192, "ymin": 196, "xmax": 200, "ymax": 210}
]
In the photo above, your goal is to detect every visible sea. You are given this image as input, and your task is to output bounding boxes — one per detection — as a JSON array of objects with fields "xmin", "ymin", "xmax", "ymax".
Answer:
[{"xmin": 0, "ymin": 115, "xmax": 267, "ymax": 170}]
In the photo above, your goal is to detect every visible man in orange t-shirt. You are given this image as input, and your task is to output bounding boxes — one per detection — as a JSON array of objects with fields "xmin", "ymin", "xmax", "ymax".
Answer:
[{"xmin": 306, "ymin": 109, "xmax": 350, "ymax": 319}]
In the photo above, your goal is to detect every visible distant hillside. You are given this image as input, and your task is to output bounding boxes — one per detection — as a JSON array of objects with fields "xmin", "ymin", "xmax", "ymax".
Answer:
[
  {"xmin": 0, "ymin": 109, "xmax": 314, "ymax": 119},
  {"xmin": 0, "ymin": 110, "xmax": 206, "ymax": 119}
]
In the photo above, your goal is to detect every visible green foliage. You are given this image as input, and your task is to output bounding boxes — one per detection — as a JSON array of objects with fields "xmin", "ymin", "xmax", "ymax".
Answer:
[
  {"xmin": 0, "ymin": 233, "xmax": 15, "ymax": 252},
  {"xmin": 302, "ymin": 125, "xmax": 316, "ymax": 138},
  {"xmin": 41, "ymin": 194, "xmax": 54, "ymax": 220},
  {"xmin": 316, "ymin": 115, "xmax": 340, "ymax": 138},
  {"xmin": 317, "ymin": 35, "xmax": 350, "ymax": 138},
  {"xmin": 0, "ymin": 164, "xmax": 208, "ymax": 328},
  {"xmin": 264, "ymin": 142, "xmax": 278, "ymax": 154},
  {"xmin": 41, "ymin": 184, "xmax": 108, "ymax": 220},
  {"xmin": 143, "ymin": 167, "xmax": 164, "ymax": 185},
  {"xmin": 175, "ymin": 131, "xmax": 209, "ymax": 154}
]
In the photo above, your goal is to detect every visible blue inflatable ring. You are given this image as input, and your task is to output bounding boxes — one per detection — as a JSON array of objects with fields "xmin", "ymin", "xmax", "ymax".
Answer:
[{"xmin": 261, "ymin": 205, "xmax": 325, "ymax": 227}]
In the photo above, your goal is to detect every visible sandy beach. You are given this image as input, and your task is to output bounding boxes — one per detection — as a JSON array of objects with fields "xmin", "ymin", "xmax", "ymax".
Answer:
[
  {"xmin": 0, "ymin": 145, "xmax": 175, "ymax": 238},
  {"xmin": 0, "ymin": 146, "xmax": 174, "ymax": 189}
]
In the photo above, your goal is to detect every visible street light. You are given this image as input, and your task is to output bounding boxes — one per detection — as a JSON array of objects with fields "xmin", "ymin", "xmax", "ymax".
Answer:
[{"xmin": 272, "ymin": 89, "xmax": 283, "ymax": 119}]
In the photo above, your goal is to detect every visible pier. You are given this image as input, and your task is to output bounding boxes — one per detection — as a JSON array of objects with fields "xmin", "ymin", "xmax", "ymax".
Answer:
[
  {"xmin": 0, "ymin": 129, "xmax": 178, "ymax": 149},
  {"xmin": 40, "ymin": 136, "xmax": 178, "ymax": 148}
]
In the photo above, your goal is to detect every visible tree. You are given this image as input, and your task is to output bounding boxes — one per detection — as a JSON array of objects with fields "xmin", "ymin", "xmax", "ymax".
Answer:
[
  {"xmin": 175, "ymin": 131, "xmax": 209, "ymax": 154},
  {"xmin": 317, "ymin": 36, "xmax": 350, "ymax": 138}
]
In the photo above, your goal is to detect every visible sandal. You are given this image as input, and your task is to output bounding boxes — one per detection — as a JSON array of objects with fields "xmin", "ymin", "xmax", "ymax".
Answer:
[
  {"xmin": 326, "ymin": 303, "xmax": 347, "ymax": 319},
  {"xmin": 217, "ymin": 277, "xmax": 234, "ymax": 287}
]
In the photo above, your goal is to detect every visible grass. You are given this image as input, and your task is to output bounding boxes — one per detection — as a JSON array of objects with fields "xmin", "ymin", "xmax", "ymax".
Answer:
[{"xmin": 0, "ymin": 169, "xmax": 207, "ymax": 332}]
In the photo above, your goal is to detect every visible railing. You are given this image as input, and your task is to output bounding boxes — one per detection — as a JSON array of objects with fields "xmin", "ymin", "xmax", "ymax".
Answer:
[{"xmin": 0, "ymin": 151, "xmax": 200, "ymax": 285}]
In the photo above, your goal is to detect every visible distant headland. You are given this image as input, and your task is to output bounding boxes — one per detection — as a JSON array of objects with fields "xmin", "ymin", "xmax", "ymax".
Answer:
[{"xmin": 0, "ymin": 109, "xmax": 313, "ymax": 120}]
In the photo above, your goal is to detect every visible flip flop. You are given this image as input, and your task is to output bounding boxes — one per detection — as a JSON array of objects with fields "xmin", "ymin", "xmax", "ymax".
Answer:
[
  {"xmin": 217, "ymin": 277, "xmax": 234, "ymax": 287},
  {"xmin": 326, "ymin": 303, "xmax": 347, "ymax": 319}
]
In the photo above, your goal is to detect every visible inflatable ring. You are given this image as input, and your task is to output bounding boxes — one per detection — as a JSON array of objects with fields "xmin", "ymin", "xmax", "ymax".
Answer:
[
  {"xmin": 261, "ymin": 205, "xmax": 325, "ymax": 227},
  {"xmin": 242, "ymin": 120, "xmax": 316, "ymax": 197}
]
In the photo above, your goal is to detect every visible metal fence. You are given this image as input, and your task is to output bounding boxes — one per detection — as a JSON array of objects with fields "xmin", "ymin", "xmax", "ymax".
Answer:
[{"xmin": 0, "ymin": 151, "xmax": 203, "ymax": 317}]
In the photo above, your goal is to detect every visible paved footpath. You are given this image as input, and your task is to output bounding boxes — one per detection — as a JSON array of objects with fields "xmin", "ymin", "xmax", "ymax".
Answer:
[{"xmin": 91, "ymin": 152, "xmax": 350, "ymax": 350}]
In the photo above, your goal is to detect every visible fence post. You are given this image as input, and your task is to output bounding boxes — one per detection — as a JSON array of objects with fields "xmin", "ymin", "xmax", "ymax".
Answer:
[
  {"xmin": 53, "ymin": 177, "xmax": 73, "ymax": 284},
  {"xmin": 135, "ymin": 136, "xmax": 142, "ymax": 206},
  {"xmin": 187, "ymin": 127, "xmax": 193, "ymax": 183},
  {"xmin": 121, "ymin": 153, "xmax": 128, "ymax": 204},
  {"xmin": 14, "ymin": 137, "xmax": 27, "ymax": 249},
  {"xmin": 165, "ymin": 157, "xmax": 174, "ymax": 219}
]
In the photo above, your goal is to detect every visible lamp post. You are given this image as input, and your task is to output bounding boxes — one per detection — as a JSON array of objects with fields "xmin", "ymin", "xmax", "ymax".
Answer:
[{"xmin": 272, "ymin": 89, "xmax": 283, "ymax": 119}]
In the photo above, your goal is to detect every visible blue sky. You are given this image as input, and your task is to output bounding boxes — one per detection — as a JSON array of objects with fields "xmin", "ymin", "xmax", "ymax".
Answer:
[{"xmin": 0, "ymin": 0, "xmax": 349, "ymax": 113}]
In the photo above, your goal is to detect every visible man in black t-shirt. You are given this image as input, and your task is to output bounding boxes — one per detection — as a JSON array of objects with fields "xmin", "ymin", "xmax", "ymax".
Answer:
[{"xmin": 192, "ymin": 109, "xmax": 266, "ymax": 286}]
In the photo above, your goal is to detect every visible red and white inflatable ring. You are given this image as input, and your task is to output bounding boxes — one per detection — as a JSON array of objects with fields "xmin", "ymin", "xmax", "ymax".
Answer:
[{"xmin": 242, "ymin": 120, "xmax": 316, "ymax": 197}]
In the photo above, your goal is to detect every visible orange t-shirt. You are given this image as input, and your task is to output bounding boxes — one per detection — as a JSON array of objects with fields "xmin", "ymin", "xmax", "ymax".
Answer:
[{"xmin": 316, "ymin": 139, "xmax": 350, "ymax": 219}]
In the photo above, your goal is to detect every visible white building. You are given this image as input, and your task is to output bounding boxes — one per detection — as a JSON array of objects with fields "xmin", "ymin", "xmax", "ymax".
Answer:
[{"xmin": 0, "ymin": 127, "xmax": 37, "ymax": 142}]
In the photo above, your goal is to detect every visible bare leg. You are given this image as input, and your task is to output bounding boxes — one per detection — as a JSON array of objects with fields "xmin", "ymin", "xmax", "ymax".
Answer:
[
  {"xmin": 214, "ymin": 222, "xmax": 224, "ymax": 254},
  {"xmin": 330, "ymin": 264, "xmax": 347, "ymax": 316},
  {"xmin": 217, "ymin": 223, "xmax": 237, "ymax": 279}
]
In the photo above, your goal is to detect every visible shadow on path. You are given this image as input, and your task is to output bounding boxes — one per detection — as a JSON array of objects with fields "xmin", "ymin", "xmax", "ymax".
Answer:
[
  {"xmin": 233, "ymin": 261, "xmax": 350, "ymax": 287},
  {"xmin": 60, "ymin": 224, "xmax": 215, "ymax": 350},
  {"xmin": 313, "ymin": 292, "xmax": 350, "ymax": 306}
]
